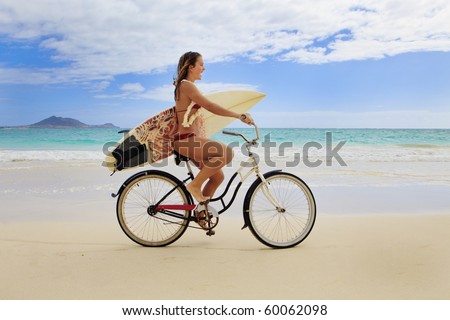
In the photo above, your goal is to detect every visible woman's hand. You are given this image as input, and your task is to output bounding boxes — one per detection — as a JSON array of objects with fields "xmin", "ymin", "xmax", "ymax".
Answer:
[{"xmin": 240, "ymin": 113, "xmax": 254, "ymax": 125}]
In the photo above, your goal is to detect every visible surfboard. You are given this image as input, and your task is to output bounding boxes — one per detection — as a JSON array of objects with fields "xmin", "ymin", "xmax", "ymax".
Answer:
[{"xmin": 104, "ymin": 90, "xmax": 266, "ymax": 172}]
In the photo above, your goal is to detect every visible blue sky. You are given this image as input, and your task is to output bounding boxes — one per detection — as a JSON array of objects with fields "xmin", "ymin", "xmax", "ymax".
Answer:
[{"xmin": 1, "ymin": 1, "xmax": 450, "ymax": 128}]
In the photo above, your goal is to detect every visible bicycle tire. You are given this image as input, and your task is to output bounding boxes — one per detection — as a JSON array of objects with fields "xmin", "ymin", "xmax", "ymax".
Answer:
[
  {"xmin": 243, "ymin": 171, "xmax": 316, "ymax": 248},
  {"xmin": 117, "ymin": 170, "xmax": 192, "ymax": 247}
]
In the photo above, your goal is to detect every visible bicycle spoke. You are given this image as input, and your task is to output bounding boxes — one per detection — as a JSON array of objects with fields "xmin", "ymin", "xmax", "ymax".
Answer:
[
  {"xmin": 247, "ymin": 173, "xmax": 316, "ymax": 248},
  {"xmin": 118, "ymin": 174, "xmax": 190, "ymax": 246}
]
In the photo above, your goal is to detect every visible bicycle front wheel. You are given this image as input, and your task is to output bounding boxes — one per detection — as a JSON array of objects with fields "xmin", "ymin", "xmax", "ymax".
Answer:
[
  {"xmin": 243, "ymin": 172, "xmax": 316, "ymax": 248},
  {"xmin": 117, "ymin": 171, "xmax": 191, "ymax": 247}
]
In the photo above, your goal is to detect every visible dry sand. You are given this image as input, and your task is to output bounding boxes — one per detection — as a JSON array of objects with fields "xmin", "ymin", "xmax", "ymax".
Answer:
[
  {"xmin": 1, "ymin": 215, "xmax": 450, "ymax": 299},
  {"xmin": 1, "ymin": 161, "xmax": 450, "ymax": 299}
]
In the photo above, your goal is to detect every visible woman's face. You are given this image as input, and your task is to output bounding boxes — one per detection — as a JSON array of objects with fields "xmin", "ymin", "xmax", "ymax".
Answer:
[{"xmin": 189, "ymin": 56, "xmax": 205, "ymax": 80}]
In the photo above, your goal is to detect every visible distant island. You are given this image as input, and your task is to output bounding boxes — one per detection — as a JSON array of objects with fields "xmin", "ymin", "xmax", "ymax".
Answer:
[{"xmin": 0, "ymin": 116, "xmax": 119, "ymax": 129}]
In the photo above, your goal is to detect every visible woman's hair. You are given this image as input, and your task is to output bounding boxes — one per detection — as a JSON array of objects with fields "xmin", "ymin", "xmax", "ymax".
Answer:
[{"xmin": 174, "ymin": 51, "xmax": 201, "ymax": 101}]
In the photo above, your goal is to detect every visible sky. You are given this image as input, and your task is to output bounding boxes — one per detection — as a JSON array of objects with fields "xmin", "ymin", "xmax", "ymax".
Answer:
[{"xmin": 1, "ymin": 0, "xmax": 450, "ymax": 128}]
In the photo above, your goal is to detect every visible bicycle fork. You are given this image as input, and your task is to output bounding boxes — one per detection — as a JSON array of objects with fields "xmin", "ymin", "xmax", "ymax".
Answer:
[
  {"xmin": 237, "ymin": 158, "xmax": 285, "ymax": 212},
  {"xmin": 256, "ymin": 172, "xmax": 285, "ymax": 212}
]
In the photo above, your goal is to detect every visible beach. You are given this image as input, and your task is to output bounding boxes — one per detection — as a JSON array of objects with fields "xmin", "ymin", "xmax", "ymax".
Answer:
[
  {"xmin": 1, "ymin": 150, "xmax": 450, "ymax": 299},
  {"xmin": 2, "ymin": 215, "xmax": 450, "ymax": 300},
  {"xmin": 2, "ymin": 0, "xmax": 450, "ymax": 306}
]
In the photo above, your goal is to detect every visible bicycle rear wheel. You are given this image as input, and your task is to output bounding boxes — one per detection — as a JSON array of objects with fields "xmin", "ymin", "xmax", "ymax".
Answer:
[
  {"xmin": 243, "ymin": 171, "xmax": 316, "ymax": 248},
  {"xmin": 117, "ymin": 171, "xmax": 191, "ymax": 247}
]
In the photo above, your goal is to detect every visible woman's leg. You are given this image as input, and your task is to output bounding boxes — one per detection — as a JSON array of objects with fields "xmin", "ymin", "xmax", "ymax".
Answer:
[
  {"xmin": 202, "ymin": 170, "xmax": 225, "ymax": 199},
  {"xmin": 173, "ymin": 136, "xmax": 233, "ymax": 202},
  {"xmin": 192, "ymin": 161, "xmax": 225, "ymax": 199}
]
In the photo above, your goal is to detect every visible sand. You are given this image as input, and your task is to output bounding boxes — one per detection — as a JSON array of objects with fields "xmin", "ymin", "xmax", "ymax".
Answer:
[{"xmin": 1, "ymin": 161, "xmax": 450, "ymax": 299}]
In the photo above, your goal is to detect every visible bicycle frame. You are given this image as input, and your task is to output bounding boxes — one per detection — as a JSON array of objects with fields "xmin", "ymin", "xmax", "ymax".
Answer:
[
  {"xmin": 155, "ymin": 157, "xmax": 256, "ymax": 215},
  {"xmin": 113, "ymin": 124, "xmax": 284, "ymax": 223},
  {"xmin": 155, "ymin": 126, "xmax": 284, "ymax": 218}
]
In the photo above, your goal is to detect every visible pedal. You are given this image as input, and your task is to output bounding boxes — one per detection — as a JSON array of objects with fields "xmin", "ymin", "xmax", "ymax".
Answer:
[
  {"xmin": 194, "ymin": 201, "xmax": 219, "ymax": 232},
  {"xmin": 196, "ymin": 203, "xmax": 219, "ymax": 217}
]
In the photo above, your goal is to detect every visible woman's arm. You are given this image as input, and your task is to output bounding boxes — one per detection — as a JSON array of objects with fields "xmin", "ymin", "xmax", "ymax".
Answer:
[{"xmin": 183, "ymin": 81, "xmax": 241, "ymax": 119}]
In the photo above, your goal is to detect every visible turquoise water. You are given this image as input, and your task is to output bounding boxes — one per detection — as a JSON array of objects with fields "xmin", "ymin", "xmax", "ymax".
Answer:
[
  {"xmin": 0, "ymin": 127, "xmax": 448, "ymax": 151},
  {"xmin": 215, "ymin": 128, "xmax": 450, "ymax": 146},
  {"xmin": 0, "ymin": 127, "xmax": 448, "ymax": 165},
  {"xmin": 0, "ymin": 128, "xmax": 120, "ymax": 151}
]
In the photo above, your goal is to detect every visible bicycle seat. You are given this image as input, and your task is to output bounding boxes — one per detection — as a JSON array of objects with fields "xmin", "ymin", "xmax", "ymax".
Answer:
[{"xmin": 173, "ymin": 150, "xmax": 190, "ymax": 165}]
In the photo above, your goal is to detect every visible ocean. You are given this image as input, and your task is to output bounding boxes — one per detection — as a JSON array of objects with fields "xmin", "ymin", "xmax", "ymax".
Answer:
[
  {"xmin": 1, "ymin": 127, "xmax": 449, "ymax": 214},
  {"xmin": 0, "ymin": 127, "xmax": 449, "ymax": 164},
  {"xmin": 0, "ymin": 127, "xmax": 449, "ymax": 163}
]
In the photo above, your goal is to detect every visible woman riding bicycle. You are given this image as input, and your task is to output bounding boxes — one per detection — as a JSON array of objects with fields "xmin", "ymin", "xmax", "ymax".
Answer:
[
  {"xmin": 172, "ymin": 51, "xmax": 254, "ymax": 203},
  {"xmin": 115, "ymin": 55, "xmax": 316, "ymax": 247}
]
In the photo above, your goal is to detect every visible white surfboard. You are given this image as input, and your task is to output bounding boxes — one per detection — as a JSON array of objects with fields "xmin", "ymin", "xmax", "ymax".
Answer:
[
  {"xmin": 104, "ymin": 90, "xmax": 266, "ymax": 172},
  {"xmin": 202, "ymin": 90, "xmax": 266, "ymax": 137}
]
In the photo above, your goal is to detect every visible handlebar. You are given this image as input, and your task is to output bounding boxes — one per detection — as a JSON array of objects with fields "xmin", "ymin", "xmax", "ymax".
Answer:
[{"xmin": 222, "ymin": 123, "xmax": 260, "ymax": 145}]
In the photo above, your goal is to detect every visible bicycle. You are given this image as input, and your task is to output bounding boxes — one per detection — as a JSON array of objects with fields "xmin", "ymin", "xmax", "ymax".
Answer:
[{"xmin": 111, "ymin": 124, "xmax": 316, "ymax": 249}]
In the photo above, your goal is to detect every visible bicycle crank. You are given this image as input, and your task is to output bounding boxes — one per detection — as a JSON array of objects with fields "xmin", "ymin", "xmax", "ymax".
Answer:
[{"xmin": 194, "ymin": 202, "xmax": 219, "ymax": 236}]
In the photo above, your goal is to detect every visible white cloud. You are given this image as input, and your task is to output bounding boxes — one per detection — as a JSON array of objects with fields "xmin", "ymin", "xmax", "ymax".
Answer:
[
  {"xmin": 0, "ymin": 66, "xmax": 113, "ymax": 84},
  {"xmin": 120, "ymin": 82, "xmax": 145, "ymax": 93},
  {"xmin": 94, "ymin": 92, "xmax": 129, "ymax": 99},
  {"xmin": 89, "ymin": 80, "xmax": 110, "ymax": 92},
  {"xmin": 138, "ymin": 84, "xmax": 175, "ymax": 102},
  {"xmin": 95, "ymin": 81, "xmax": 146, "ymax": 98},
  {"xmin": 96, "ymin": 82, "xmax": 259, "ymax": 102},
  {"xmin": 1, "ymin": 0, "xmax": 450, "ymax": 84}
]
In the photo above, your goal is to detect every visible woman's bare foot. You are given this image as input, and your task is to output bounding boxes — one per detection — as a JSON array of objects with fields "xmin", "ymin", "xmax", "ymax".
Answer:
[
  {"xmin": 194, "ymin": 209, "xmax": 208, "ymax": 229},
  {"xmin": 186, "ymin": 182, "xmax": 207, "ymax": 203}
]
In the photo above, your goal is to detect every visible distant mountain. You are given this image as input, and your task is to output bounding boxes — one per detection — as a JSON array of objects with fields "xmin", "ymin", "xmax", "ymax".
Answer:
[{"xmin": 1, "ymin": 116, "xmax": 119, "ymax": 129}]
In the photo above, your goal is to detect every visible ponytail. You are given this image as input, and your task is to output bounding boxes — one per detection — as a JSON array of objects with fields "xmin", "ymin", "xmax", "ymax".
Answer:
[{"xmin": 173, "ymin": 51, "xmax": 201, "ymax": 101}]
